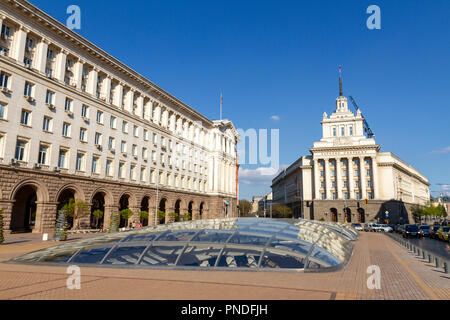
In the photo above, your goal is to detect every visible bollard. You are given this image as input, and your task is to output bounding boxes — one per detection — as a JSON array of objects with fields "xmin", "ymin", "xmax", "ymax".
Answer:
[
  {"xmin": 428, "ymin": 254, "xmax": 433, "ymax": 264},
  {"xmin": 444, "ymin": 262, "xmax": 449, "ymax": 274},
  {"xmin": 436, "ymin": 257, "xmax": 442, "ymax": 269},
  {"xmin": 417, "ymin": 248, "xmax": 421, "ymax": 256},
  {"xmin": 413, "ymin": 246, "xmax": 417, "ymax": 254},
  {"xmin": 422, "ymin": 250, "xmax": 426, "ymax": 260}
]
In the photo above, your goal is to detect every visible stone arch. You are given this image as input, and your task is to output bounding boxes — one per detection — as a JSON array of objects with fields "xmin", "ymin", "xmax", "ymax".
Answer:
[
  {"xmin": 9, "ymin": 178, "xmax": 49, "ymax": 202},
  {"xmin": 89, "ymin": 187, "xmax": 114, "ymax": 206},
  {"xmin": 357, "ymin": 208, "xmax": 366, "ymax": 223},
  {"xmin": 9, "ymin": 179, "xmax": 50, "ymax": 233},
  {"xmin": 330, "ymin": 208, "xmax": 338, "ymax": 223},
  {"xmin": 117, "ymin": 191, "xmax": 137, "ymax": 208},
  {"xmin": 140, "ymin": 195, "xmax": 151, "ymax": 227},
  {"xmin": 344, "ymin": 208, "xmax": 352, "ymax": 223},
  {"xmin": 119, "ymin": 193, "xmax": 134, "ymax": 228},
  {"xmin": 54, "ymin": 183, "xmax": 86, "ymax": 203}
]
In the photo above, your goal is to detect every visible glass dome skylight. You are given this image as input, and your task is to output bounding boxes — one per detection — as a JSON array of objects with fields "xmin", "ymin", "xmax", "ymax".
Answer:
[{"xmin": 9, "ymin": 218, "xmax": 356, "ymax": 272}]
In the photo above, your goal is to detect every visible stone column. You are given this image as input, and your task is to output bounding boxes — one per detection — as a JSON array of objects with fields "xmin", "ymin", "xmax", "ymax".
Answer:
[
  {"xmin": 136, "ymin": 95, "xmax": 144, "ymax": 118},
  {"xmin": 34, "ymin": 38, "xmax": 49, "ymax": 73},
  {"xmin": 12, "ymin": 25, "xmax": 28, "ymax": 63},
  {"xmin": 115, "ymin": 82, "xmax": 124, "ymax": 108},
  {"xmin": 313, "ymin": 159, "xmax": 320, "ymax": 200},
  {"xmin": 72, "ymin": 58, "xmax": 84, "ymax": 90},
  {"xmin": 87, "ymin": 68, "xmax": 98, "ymax": 96},
  {"xmin": 372, "ymin": 156, "xmax": 380, "ymax": 199},
  {"xmin": 336, "ymin": 158, "xmax": 343, "ymax": 199},
  {"xmin": 34, "ymin": 202, "xmax": 58, "ymax": 234},
  {"xmin": 360, "ymin": 157, "xmax": 367, "ymax": 200},
  {"xmin": 54, "ymin": 49, "xmax": 67, "ymax": 82},
  {"xmin": 104, "ymin": 75, "xmax": 112, "ymax": 103},
  {"xmin": 324, "ymin": 159, "xmax": 331, "ymax": 200},
  {"xmin": 0, "ymin": 200, "xmax": 15, "ymax": 234},
  {"xmin": 348, "ymin": 158, "xmax": 355, "ymax": 199}
]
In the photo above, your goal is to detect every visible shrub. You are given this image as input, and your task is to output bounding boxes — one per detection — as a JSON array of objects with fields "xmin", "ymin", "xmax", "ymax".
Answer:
[{"xmin": 120, "ymin": 209, "xmax": 134, "ymax": 220}]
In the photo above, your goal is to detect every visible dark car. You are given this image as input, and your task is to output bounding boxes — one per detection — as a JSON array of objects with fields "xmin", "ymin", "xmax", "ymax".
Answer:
[
  {"xmin": 430, "ymin": 225, "xmax": 441, "ymax": 239},
  {"xmin": 418, "ymin": 225, "xmax": 431, "ymax": 237},
  {"xmin": 403, "ymin": 224, "xmax": 420, "ymax": 238},
  {"xmin": 397, "ymin": 225, "xmax": 405, "ymax": 234}
]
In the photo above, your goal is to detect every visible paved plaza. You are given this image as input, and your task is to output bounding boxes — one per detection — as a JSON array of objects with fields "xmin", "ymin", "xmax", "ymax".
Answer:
[{"xmin": 0, "ymin": 232, "xmax": 448, "ymax": 300}]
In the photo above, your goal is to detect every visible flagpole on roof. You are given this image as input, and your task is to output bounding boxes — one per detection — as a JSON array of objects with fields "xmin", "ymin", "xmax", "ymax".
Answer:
[{"xmin": 220, "ymin": 92, "xmax": 223, "ymax": 121}]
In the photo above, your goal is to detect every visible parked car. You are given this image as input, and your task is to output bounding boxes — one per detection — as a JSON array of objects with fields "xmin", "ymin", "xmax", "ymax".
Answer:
[
  {"xmin": 396, "ymin": 225, "xmax": 404, "ymax": 234},
  {"xmin": 379, "ymin": 224, "xmax": 394, "ymax": 233},
  {"xmin": 418, "ymin": 225, "xmax": 431, "ymax": 237},
  {"xmin": 430, "ymin": 225, "xmax": 441, "ymax": 239},
  {"xmin": 437, "ymin": 226, "xmax": 449, "ymax": 242},
  {"xmin": 351, "ymin": 223, "xmax": 363, "ymax": 231},
  {"xmin": 363, "ymin": 224, "xmax": 371, "ymax": 232},
  {"xmin": 402, "ymin": 224, "xmax": 420, "ymax": 238}
]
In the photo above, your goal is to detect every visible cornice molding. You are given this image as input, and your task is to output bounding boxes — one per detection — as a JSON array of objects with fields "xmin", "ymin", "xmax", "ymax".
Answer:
[{"xmin": 4, "ymin": 0, "xmax": 214, "ymax": 126}]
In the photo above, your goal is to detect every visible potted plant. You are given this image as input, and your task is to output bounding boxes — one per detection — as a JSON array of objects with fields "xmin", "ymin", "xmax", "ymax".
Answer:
[
  {"xmin": 120, "ymin": 209, "xmax": 134, "ymax": 227},
  {"xmin": 92, "ymin": 209, "xmax": 104, "ymax": 229}
]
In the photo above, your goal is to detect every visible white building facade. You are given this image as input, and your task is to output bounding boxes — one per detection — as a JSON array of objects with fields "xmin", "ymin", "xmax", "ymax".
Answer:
[
  {"xmin": 0, "ymin": 0, "xmax": 239, "ymax": 234},
  {"xmin": 272, "ymin": 75, "xmax": 430, "ymax": 224}
]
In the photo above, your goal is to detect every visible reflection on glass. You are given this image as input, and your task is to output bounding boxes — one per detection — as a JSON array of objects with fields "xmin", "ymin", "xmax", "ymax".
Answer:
[
  {"xmin": 140, "ymin": 245, "xmax": 184, "ymax": 266},
  {"xmin": 103, "ymin": 246, "xmax": 147, "ymax": 265}
]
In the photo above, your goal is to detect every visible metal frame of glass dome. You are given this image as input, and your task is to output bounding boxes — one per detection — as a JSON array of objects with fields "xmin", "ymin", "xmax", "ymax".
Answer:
[{"xmin": 8, "ymin": 218, "xmax": 356, "ymax": 273}]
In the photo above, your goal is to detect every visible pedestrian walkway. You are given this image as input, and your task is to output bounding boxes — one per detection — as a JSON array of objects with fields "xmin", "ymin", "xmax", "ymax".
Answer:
[{"xmin": 0, "ymin": 232, "xmax": 448, "ymax": 300}]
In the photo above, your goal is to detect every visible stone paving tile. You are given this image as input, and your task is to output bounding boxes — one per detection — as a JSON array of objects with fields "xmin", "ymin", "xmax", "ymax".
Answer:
[{"xmin": 0, "ymin": 232, "xmax": 448, "ymax": 300}]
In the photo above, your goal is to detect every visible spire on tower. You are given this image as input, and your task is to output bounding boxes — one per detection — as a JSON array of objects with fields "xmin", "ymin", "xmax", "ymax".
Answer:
[{"xmin": 339, "ymin": 66, "xmax": 343, "ymax": 97}]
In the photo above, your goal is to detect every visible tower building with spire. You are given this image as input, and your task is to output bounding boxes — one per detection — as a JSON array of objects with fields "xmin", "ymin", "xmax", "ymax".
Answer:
[{"xmin": 271, "ymin": 68, "xmax": 430, "ymax": 224}]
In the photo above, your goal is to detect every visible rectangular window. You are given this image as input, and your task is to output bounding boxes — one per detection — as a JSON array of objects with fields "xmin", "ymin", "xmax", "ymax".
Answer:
[
  {"xmin": 79, "ymin": 128, "xmax": 87, "ymax": 142},
  {"xmin": 38, "ymin": 144, "xmax": 48, "ymax": 165},
  {"xmin": 24, "ymin": 82, "xmax": 33, "ymax": 97},
  {"xmin": 333, "ymin": 193, "xmax": 337, "ymax": 200},
  {"xmin": 0, "ymin": 134, "xmax": 5, "ymax": 158},
  {"xmin": 65, "ymin": 98, "xmax": 73, "ymax": 112},
  {"xmin": 356, "ymin": 193, "xmax": 361, "ymax": 200},
  {"xmin": 121, "ymin": 141, "xmax": 126, "ymax": 153},
  {"xmin": 0, "ymin": 102, "xmax": 6, "ymax": 120},
  {"xmin": 345, "ymin": 192, "xmax": 349, "ymax": 200},
  {"xmin": 341, "ymin": 127, "xmax": 345, "ymax": 136},
  {"xmin": 122, "ymin": 121, "xmax": 128, "ymax": 133},
  {"xmin": 119, "ymin": 162, "xmax": 125, "ymax": 178},
  {"xmin": 140, "ymin": 167, "xmax": 146, "ymax": 181},
  {"xmin": 45, "ymin": 91, "xmax": 54, "ymax": 105},
  {"xmin": 153, "ymin": 133, "xmax": 157, "ymax": 144},
  {"xmin": 81, "ymin": 105, "xmax": 88, "ymax": 118},
  {"xmin": 20, "ymin": 110, "xmax": 31, "ymax": 126},
  {"xmin": 133, "ymin": 125, "xmax": 138, "ymax": 137},
  {"xmin": 108, "ymin": 137, "xmax": 115, "ymax": 150},
  {"xmin": 92, "ymin": 156, "xmax": 100, "ymax": 174},
  {"xmin": 15, "ymin": 140, "xmax": 27, "ymax": 161},
  {"xmin": 76, "ymin": 153, "xmax": 85, "ymax": 171},
  {"xmin": 152, "ymin": 151, "xmax": 156, "ymax": 162},
  {"xmin": 143, "ymin": 129, "xmax": 148, "ymax": 141},
  {"xmin": 43, "ymin": 117, "xmax": 52, "ymax": 132},
  {"xmin": 0, "ymin": 72, "xmax": 10, "ymax": 88},
  {"xmin": 62, "ymin": 123, "xmax": 70, "ymax": 137},
  {"xmin": 106, "ymin": 159, "xmax": 113, "ymax": 176},
  {"xmin": 58, "ymin": 149, "xmax": 68, "ymax": 168},
  {"xmin": 349, "ymin": 126, "xmax": 353, "ymax": 136},
  {"xmin": 110, "ymin": 116, "xmax": 116, "ymax": 129},
  {"xmin": 130, "ymin": 165, "xmax": 136, "ymax": 180},
  {"xmin": 96, "ymin": 111, "xmax": 103, "ymax": 124},
  {"xmin": 94, "ymin": 132, "xmax": 102, "ymax": 145},
  {"xmin": 142, "ymin": 147, "xmax": 148, "ymax": 159},
  {"xmin": 332, "ymin": 127, "xmax": 337, "ymax": 137},
  {"xmin": 1, "ymin": 25, "xmax": 11, "ymax": 38},
  {"xmin": 321, "ymin": 193, "xmax": 326, "ymax": 200},
  {"xmin": 132, "ymin": 144, "xmax": 137, "ymax": 157}
]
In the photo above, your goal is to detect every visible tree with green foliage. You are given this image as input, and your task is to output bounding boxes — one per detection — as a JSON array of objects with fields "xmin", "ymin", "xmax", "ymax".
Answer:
[
  {"xmin": 168, "ymin": 212, "xmax": 180, "ymax": 222},
  {"xmin": 271, "ymin": 203, "xmax": 293, "ymax": 218},
  {"xmin": 238, "ymin": 200, "xmax": 252, "ymax": 217},
  {"xmin": 139, "ymin": 210, "xmax": 149, "ymax": 222},
  {"xmin": 61, "ymin": 199, "xmax": 90, "ymax": 229},
  {"xmin": 182, "ymin": 212, "xmax": 191, "ymax": 221},
  {"xmin": 157, "ymin": 210, "xmax": 166, "ymax": 224},
  {"xmin": 120, "ymin": 209, "xmax": 134, "ymax": 227},
  {"xmin": 92, "ymin": 209, "xmax": 104, "ymax": 229}
]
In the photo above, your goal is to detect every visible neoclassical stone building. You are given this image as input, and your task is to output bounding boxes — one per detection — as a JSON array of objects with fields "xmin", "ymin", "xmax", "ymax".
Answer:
[
  {"xmin": 0, "ymin": 0, "xmax": 239, "ymax": 233},
  {"xmin": 272, "ymin": 74, "xmax": 430, "ymax": 224}
]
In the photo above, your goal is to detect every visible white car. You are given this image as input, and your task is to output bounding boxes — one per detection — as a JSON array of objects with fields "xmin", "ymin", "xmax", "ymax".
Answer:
[
  {"xmin": 351, "ymin": 223, "xmax": 363, "ymax": 231},
  {"xmin": 379, "ymin": 224, "xmax": 393, "ymax": 233}
]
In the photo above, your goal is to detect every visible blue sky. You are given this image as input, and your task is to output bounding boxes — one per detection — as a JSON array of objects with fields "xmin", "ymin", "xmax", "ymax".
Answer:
[{"xmin": 30, "ymin": 0, "xmax": 450, "ymax": 200}]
